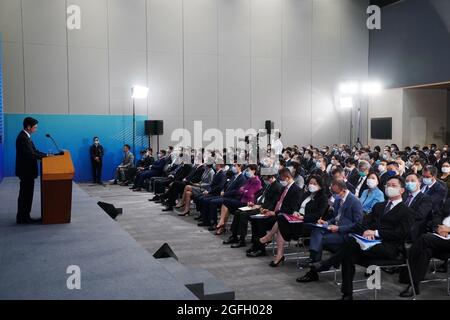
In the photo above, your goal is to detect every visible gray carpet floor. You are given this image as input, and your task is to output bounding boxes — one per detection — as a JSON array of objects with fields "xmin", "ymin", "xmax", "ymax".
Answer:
[{"xmin": 79, "ymin": 182, "xmax": 450, "ymax": 300}]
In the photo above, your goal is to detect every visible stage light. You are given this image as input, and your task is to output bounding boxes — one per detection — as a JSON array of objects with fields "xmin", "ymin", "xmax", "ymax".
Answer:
[
  {"xmin": 131, "ymin": 85, "xmax": 149, "ymax": 99},
  {"xmin": 339, "ymin": 81, "xmax": 359, "ymax": 95},
  {"xmin": 361, "ymin": 81, "xmax": 382, "ymax": 95},
  {"xmin": 340, "ymin": 96, "xmax": 354, "ymax": 109}
]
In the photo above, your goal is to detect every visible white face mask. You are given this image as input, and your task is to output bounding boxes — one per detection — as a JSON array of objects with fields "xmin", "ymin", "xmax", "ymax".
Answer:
[
  {"xmin": 422, "ymin": 177, "xmax": 433, "ymax": 186},
  {"xmin": 280, "ymin": 180, "xmax": 288, "ymax": 187},
  {"xmin": 366, "ymin": 178, "xmax": 378, "ymax": 189},
  {"xmin": 308, "ymin": 184, "xmax": 319, "ymax": 193},
  {"xmin": 378, "ymin": 165, "xmax": 386, "ymax": 172},
  {"xmin": 385, "ymin": 186, "xmax": 401, "ymax": 198},
  {"xmin": 442, "ymin": 167, "xmax": 450, "ymax": 174}
]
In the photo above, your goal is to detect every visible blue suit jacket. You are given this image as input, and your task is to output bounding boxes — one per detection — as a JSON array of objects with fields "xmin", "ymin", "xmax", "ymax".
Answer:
[
  {"xmin": 149, "ymin": 157, "xmax": 167, "ymax": 174},
  {"xmin": 328, "ymin": 192, "xmax": 363, "ymax": 234},
  {"xmin": 223, "ymin": 173, "xmax": 247, "ymax": 199}
]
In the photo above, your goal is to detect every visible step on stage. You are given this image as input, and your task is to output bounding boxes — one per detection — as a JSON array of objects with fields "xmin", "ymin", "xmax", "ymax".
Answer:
[{"xmin": 0, "ymin": 178, "xmax": 198, "ymax": 300}]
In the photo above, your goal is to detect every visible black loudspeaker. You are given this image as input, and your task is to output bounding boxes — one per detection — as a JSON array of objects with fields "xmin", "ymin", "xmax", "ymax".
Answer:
[
  {"xmin": 265, "ymin": 120, "xmax": 274, "ymax": 135},
  {"xmin": 145, "ymin": 120, "xmax": 164, "ymax": 136},
  {"xmin": 153, "ymin": 243, "xmax": 178, "ymax": 260},
  {"xmin": 97, "ymin": 201, "xmax": 123, "ymax": 220}
]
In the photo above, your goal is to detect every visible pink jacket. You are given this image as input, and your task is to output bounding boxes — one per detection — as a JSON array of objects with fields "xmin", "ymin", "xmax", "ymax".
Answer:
[{"xmin": 239, "ymin": 176, "xmax": 262, "ymax": 204}]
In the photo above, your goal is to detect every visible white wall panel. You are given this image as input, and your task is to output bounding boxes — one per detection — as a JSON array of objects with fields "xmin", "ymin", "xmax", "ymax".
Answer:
[
  {"xmin": 2, "ymin": 42, "xmax": 25, "ymax": 113},
  {"xmin": 251, "ymin": 0, "xmax": 282, "ymax": 59},
  {"xmin": 218, "ymin": 0, "xmax": 250, "ymax": 57},
  {"xmin": 0, "ymin": 0, "xmax": 22, "ymax": 43}
]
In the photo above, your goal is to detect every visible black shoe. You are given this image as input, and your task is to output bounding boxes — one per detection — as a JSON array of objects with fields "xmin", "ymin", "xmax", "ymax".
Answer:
[
  {"xmin": 246, "ymin": 247, "xmax": 256, "ymax": 254},
  {"xmin": 162, "ymin": 206, "xmax": 173, "ymax": 212},
  {"xmin": 120, "ymin": 181, "xmax": 129, "ymax": 186},
  {"xmin": 194, "ymin": 216, "xmax": 202, "ymax": 221},
  {"xmin": 340, "ymin": 294, "xmax": 353, "ymax": 300},
  {"xmin": 207, "ymin": 226, "xmax": 217, "ymax": 231},
  {"xmin": 16, "ymin": 217, "xmax": 41, "ymax": 225},
  {"xmin": 133, "ymin": 188, "xmax": 142, "ymax": 192},
  {"xmin": 310, "ymin": 261, "xmax": 331, "ymax": 273},
  {"xmin": 223, "ymin": 236, "xmax": 239, "ymax": 245},
  {"xmin": 296, "ymin": 270, "xmax": 319, "ymax": 283},
  {"xmin": 112, "ymin": 180, "xmax": 118, "ymax": 185},
  {"xmin": 197, "ymin": 222, "xmax": 210, "ymax": 227},
  {"xmin": 399, "ymin": 285, "xmax": 419, "ymax": 298},
  {"xmin": 269, "ymin": 256, "xmax": 285, "ymax": 267},
  {"xmin": 247, "ymin": 250, "xmax": 266, "ymax": 257},
  {"xmin": 231, "ymin": 241, "xmax": 246, "ymax": 248},
  {"xmin": 149, "ymin": 196, "xmax": 160, "ymax": 201}
]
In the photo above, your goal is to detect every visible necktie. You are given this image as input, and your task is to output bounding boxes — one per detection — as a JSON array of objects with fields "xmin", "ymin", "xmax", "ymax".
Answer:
[
  {"xmin": 275, "ymin": 187, "xmax": 289, "ymax": 212},
  {"xmin": 383, "ymin": 201, "xmax": 393, "ymax": 215},
  {"xmin": 336, "ymin": 199, "xmax": 344, "ymax": 224},
  {"xmin": 405, "ymin": 194, "xmax": 414, "ymax": 207}
]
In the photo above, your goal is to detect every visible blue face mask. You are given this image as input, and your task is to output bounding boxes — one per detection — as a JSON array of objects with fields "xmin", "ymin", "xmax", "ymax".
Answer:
[
  {"xmin": 245, "ymin": 171, "xmax": 254, "ymax": 179},
  {"xmin": 405, "ymin": 182, "xmax": 417, "ymax": 192},
  {"xmin": 231, "ymin": 166, "xmax": 237, "ymax": 174},
  {"xmin": 375, "ymin": 160, "xmax": 381, "ymax": 165},
  {"xmin": 333, "ymin": 193, "xmax": 341, "ymax": 201},
  {"xmin": 358, "ymin": 171, "xmax": 366, "ymax": 177},
  {"xmin": 387, "ymin": 170, "xmax": 397, "ymax": 177}
]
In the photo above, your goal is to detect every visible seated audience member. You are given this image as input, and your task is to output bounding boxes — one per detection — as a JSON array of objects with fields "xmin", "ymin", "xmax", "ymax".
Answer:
[
  {"xmin": 302, "ymin": 150, "xmax": 315, "ymax": 173},
  {"xmin": 400, "ymin": 200, "xmax": 450, "ymax": 298},
  {"xmin": 178, "ymin": 162, "xmax": 216, "ymax": 216},
  {"xmin": 433, "ymin": 149, "xmax": 445, "ymax": 172},
  {"xmin": 301, "ymin": 176, "xmax": 414, "ymax": 300},
  {"xmin": 327, "ymin": 155, "xmax": 343, "ymax": 174},
  {"xmin": 130, "ymin": 150, "xmax": 167, "ymax": 191},
  {"xmin": 421, "ymin": 165, "xmax": 447, "ymax": 212},
  {"xmin": 348, "ymin": 160, "xmax": 370, "ymax": 198},
  {"xmin": 344, "ymin": 158, "xmax": 358, "ymax": 180},
  {"xmin": 403, "ymin": 173, "xmax": 433, "ymax": 242},
  {"xmin": 113, "ymin": 144, "xmax": 135, "ymax": 185},
  {"xmin": 411, "ymin": 158, "xmax": 425, "ymax": 176},
  {"xmin": 261, "ymin": 174, "xmax": 326, "ymax": 267},
  {"xmin": 229, "ymin": 173, "xmax": 284, "ymax": 256},
  {"xmin": 221, "ymin": 165, "xmax": 263, "ymax": 247},
  {"xmin": 248, "ymin": 168, "xmax": 302, "ymax": 258},
  {"xmin": 197, "ymin": 164, "xmax": 246, "ymax": 230},
  {"xmin": 297, "ymin": 179, "xmax": 363, "ymax": 282},
  {"xmin": 127, "ymin": 148, "xmax": 155, "ymax": 187},
  {"xmin": 368, "ymin": 152, "xmax": 380, "ymax": 172},
  {"xmin": 332, "ymin": 167, "xmax": 356, "ymax": 194},
  {"xmin": 159, "ymin": 158, "xmax": 205, "ymax": 209},
  {"xmin": 438, "ymin": 161, "xmax": 450, "ymax": 196},
  {"xmin": 359, "ymin": 172, "xmax": 385, "ymax": 214},
  {"xmin": 287, "ymin": 161, "xmax": 305, "ymax": 189}
]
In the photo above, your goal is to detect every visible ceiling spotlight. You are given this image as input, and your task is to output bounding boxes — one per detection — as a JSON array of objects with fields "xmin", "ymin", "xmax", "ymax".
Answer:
[
  {"xmin": 131, "ymin": 86, "xmax": 149, "ymax": 99},
  {"xmin": 361, "ymin": 82, "xmax": 382, "ymax": 95},
  {"xmin": 339, "ymin": 82, "xmax": 359, "ymax": 95}
]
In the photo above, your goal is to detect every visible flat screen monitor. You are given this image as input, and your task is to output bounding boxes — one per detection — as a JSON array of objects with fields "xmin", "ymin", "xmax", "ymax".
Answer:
[{"xmin": 371, "ymin": 117, "xmax": 392, "ymax": 140}]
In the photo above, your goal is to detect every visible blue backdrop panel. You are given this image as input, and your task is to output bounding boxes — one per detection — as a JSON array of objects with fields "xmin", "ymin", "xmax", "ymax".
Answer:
[
  {"xmin": 4, "ymin": 114, "xmax": 149, "ymax": 182},
  {"xmin": 0, "ymin": 40, "xmax": 4, "ymax": 183}
]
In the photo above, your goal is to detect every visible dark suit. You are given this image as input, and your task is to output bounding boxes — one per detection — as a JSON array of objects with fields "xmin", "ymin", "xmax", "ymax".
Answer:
[
  {"xmin": 277, "ymin": 189, "xmax": 328, "ymax": 242},
  {"xmin": 231, "ymin": 180, "xmax": 283, "ymax": 240},
  {"xmin": 324, "ymin": 201, "xmax": 414, "ymax": 295},
  {"xmin": 89, "ymin": 144, "xmax": 104, "ymax": 183},
  {"xmin": 154, "ymin": 163, "xmax": 192, "ymax": 194},
  {"xmin": 133, "ymin": 157, "xmax": 168, "ymax": 188},
  {"xmin": 200, "ymin": 173, "xmax": 247, "ymax": 226},
  {"xmin": 422, "ymin": 181, "xmax": 447, "ymax": 212},
  {"xmin": 251, "ymin": 183, "xmax": 303, "ymax": 252},
  {"xmin": 308, "ymin": 192, "xmax": 363, "ymax": 261},
  {"xmin": 408, "ymin": 204, "xmax": 450, "ymax": 287},
  {"xmin": 403, "ymin": 191, "xmax": 433, "ymax": 241},
  {"xmin": 15, "ymin": 130, "xmax": 47, "ymax": 222},
  {"xmin": 348, "ymin": 173, "xmax": 369, "ymax": 198}
]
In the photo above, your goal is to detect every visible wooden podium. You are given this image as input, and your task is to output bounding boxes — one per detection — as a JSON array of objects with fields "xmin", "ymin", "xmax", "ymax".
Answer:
[{"xmin": 40, "ymin": 150, "xmax": 75, "ymax": 224}]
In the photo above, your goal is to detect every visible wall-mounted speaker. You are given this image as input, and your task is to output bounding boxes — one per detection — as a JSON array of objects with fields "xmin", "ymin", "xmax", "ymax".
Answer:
[{"xmin": 145, "ymin": 120, "xmax": 164, "ymax": 136}]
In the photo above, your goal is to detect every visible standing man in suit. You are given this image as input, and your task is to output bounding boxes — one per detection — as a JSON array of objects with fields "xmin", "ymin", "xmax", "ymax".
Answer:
[
  {"xmin": 305, "ymin": 176, "xmax": 414, "ymax": 300},
  {"xmin": 90, "ymin": 137, "xmax": 104, "ymax": 184},
  {"xmin": 297, "ymin": 179, "xmax": 363, "ymax": 282},
  {"xmin": 15, "ymin": 117, "xmax": 48, "ymax": 224}
]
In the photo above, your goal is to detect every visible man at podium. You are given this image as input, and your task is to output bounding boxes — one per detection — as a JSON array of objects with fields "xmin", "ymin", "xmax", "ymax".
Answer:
[{"xmin": 15, "ymin": 117, "xmax": 48, "ymax": 224}]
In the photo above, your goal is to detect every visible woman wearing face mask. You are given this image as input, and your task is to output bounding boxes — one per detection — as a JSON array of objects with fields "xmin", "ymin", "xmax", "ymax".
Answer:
[
  {"xmin": 216, "ymin": 165, "xmax": 262, "ymax": 236},
  {"xmin": 288, "ymin": 161, "xmax": 305, "ymax": 189},
  {"xmin": 358, "ymin": 173, "xmax": 385, "ymax": 214},
  {"xmin": 261, "ymin": 175, "xmax": 328, "ymax": 267},
  {"xmin": 438, "ymin": 161, "xmax": 450, "ymax": 196}
]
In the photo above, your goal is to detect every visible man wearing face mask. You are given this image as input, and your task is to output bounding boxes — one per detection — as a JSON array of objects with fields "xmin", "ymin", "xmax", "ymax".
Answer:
[
  {"xmin": 403, "ymin": 173, "xmax": 433, "ymax": 242},
  {"xmin": 302, "ymin": 150, "xmax": 315, "ymax": 173},
  {"xmin": 90, "ymin": 137, "xmax": 104, "ymax": 184},
  {"xmin": 344, "ymin": 158, "xmax": 358, "ymax": 180},
  {"xmin": 130, "ymin": 149, "xmax": 167, "ymax": 191},
  {"xmin": 306, "ymin": 176, "xmax": 414, "ymax": 300},
  {"xmin": 297, "ymin": 179, "xmax": 363, "ymax": 282},
  {"xmin": 421, "ymin": 166, "xmax": 447, "ymax": 212},
  {"xmin": 348, "ymin": 160, "xmax": 370, "ymax": 198}
]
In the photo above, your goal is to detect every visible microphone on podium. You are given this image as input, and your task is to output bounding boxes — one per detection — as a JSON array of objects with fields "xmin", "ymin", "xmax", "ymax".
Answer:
[{"xmin": 45, "ymin": 134, "xmax": 64, "ymax": 156}]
